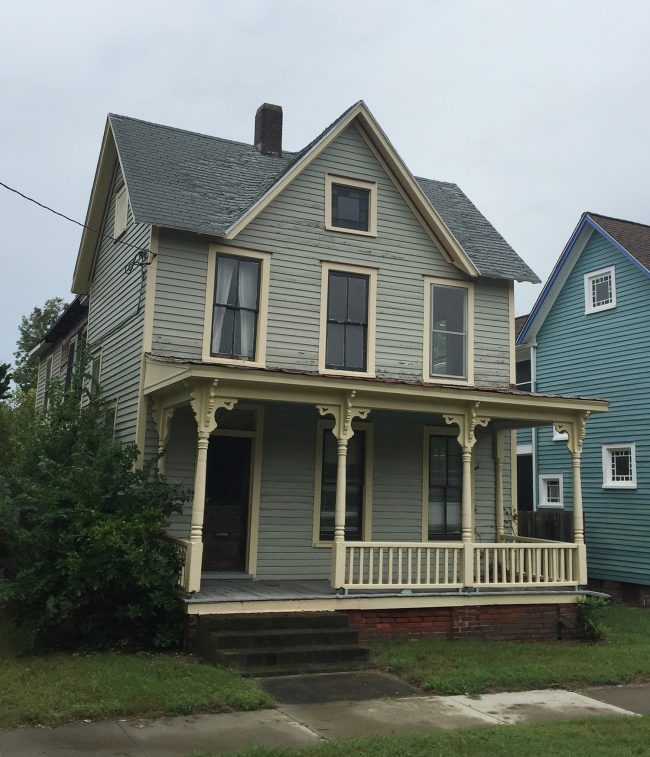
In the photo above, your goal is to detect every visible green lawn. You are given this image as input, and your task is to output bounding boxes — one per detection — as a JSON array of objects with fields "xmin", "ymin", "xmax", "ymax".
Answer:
[
  {"xmin": 0, "ymin": 613, "xmax": 272, "ymax": 729},
  {"xmin": 371, "ymin": 605, "xmax": 650, "ymax": 695},
  {"xmin": 218, "ymin": 715, "xmax": 650, "ymax": 757}
]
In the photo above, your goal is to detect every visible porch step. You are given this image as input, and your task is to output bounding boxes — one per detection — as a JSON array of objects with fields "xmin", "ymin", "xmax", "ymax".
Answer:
[{"xmin": 195, "ymin": 611, "xmax": 372, "ymax": 675}]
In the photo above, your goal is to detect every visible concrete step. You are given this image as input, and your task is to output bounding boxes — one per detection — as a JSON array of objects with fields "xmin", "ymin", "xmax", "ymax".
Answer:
[
  {"xmin": 200, "ymin": 612, "xmax": 349, "ymax": 633},
  {"xmin": 245, "ymin": 660, "xmax": 376, "ymax": 677},
  {"xmin": 213, "ymin": 643, "xmax": 371, "ymax": 670},
  {"xmin": 210, "ymin": 627, "xmax": 360, "ymax": 649}
]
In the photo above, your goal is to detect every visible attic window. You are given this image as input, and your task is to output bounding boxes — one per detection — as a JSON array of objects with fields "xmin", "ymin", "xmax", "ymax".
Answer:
[
  {"xmin": 325, "ymin": 175, "xmax": 377, "ymax": 236},
  {"xmin": 584, "ymin": 266, "xmax": 615, "ymax": 314},
  {"xmin": 113, "ymin": 185, "xmax": 128, "ymax": 239}
]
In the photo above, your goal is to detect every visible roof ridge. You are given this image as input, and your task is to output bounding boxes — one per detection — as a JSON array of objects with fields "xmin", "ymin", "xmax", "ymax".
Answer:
[
  {"xmin": 588, "ymin": 211, "xmax": 650, "ymax": 231},
  {"xmin": 415, "ymin": 175, "xmax": 458, "ymax": 188}
]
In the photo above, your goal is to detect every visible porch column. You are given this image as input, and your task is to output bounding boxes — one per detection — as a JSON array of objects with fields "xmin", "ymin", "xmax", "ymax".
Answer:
[
  {"xmin": 318, "ymin": 391, "xmax": 370, "ymax": 589},
  {"xmin": 445, "ymin": 404, "xmax": 490, "ymax": 588},
  {"xmin": 556, "ymin": 413, "xmax": 590, "ymax": 585},
  {"xmin": 186, "ymin": 379, "xmax": 237, "ymax": 593},
  {"xmin": 495, "ymin": 430, "xmax": 505, "ymax": 540}
]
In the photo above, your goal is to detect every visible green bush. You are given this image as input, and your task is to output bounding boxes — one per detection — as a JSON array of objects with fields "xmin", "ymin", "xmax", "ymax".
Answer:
[
  {"xmin": 0, "ymin": 363, "xmax": 190, "ymax": 651},
  {"xmin": 577, "ymin": 596, "xmax": 610, "ymax": 642}
]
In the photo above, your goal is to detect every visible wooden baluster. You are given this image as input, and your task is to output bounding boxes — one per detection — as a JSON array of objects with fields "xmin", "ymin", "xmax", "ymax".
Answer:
[
  {"xmin": 398, "ymin": 547, "xmax": 403, "ymax": 585},
  {"xmin": 359, "ymin": 548, "xmax": 365, "ymax": 587},
  {"xmin": 388, "ymin": 548, "xmax": 394, "ymax": 586},
  {"xmin": 378, "ymin": 548, "xmax": 384, "ymax": 586},
  {"xmin": 426, "ymin": 549, "xmax": 432, "ymax": 585},
  {"xmin": 368, "ymin": 548, "xmax": 374, "ymax": 586}
]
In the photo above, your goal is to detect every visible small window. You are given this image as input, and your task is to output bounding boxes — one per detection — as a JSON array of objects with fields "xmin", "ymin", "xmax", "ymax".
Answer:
[
  {"xmin": 539, "ymin": 474, "xmax": 563, "ymax": 507},
  {"xmin": 584, "ymin": 266, "xmax": 616, "ymax": 314},
  {"xmin": 326, "ymin": 271, "xmax": 368, "ymax": 372},
  {"xmin": 430, "ymin": 284, "xmax": 468, "ymax": 379},
  {"xmin": 602, "ymin": 443, "xmax": 636, "ymax": 488},
  {"xmin": 113, "ymin": 185, "xmax": 128, "ymax": 239},
  {"xmin": 43, "ymin": 355, "xmax": 53, "ymax": 411},
  {"xmin": 210, "ymin": 254, "xmax": 261, "ymax": 360},
  {"xmin": 553, "ymin": 425, "xmax": 569, "ymax": 442},
  {"xmin": 325, "ymin": 175, "xmax": 377, "ymax": 236},
  {"xmin": 516, "ymin": 358, "xmax": 532, "ymax": 392}
]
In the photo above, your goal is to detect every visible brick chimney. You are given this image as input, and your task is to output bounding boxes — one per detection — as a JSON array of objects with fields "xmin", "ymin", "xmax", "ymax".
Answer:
[{"xmin": 254, "ymin": 103, "xmax": 283, "ymax": 155}]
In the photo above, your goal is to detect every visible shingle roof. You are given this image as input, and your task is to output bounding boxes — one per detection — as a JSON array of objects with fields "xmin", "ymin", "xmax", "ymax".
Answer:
[
  {"xmin": 514, "ymin": 314, "xmax": 529, "ymax": 339},
  {"xmin": 588, "ymin": 213, "xmax": 650, "ymax": 273},
  {"xmin": 109, "ymin": 111, "xmax": 539, "ymax": 283}
]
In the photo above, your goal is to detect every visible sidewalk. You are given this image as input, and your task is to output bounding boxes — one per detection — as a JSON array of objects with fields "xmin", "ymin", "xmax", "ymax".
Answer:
[{"xmin": 1, "ymin": 675, "xmax": 648, "ymax": 757}]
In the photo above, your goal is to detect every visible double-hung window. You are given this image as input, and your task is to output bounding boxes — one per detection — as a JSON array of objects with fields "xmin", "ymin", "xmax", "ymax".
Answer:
[
  {"xmin": 210, "ymin": 254, "xmax": 261, "ymax": 360},
  {"xmin": 426, "ymin": 433, "xmax": 462, "ymax": 539},
  {"xmin": 425, "ymin": 279, "xmax": 473, "ymax": 382},
  {"xmin": 584, "ymin": 266, "xmax": 616, "ymax": 314},
  {"xmin": 602, "ymin": 443, "xmax": 636, "ymax": 488}
]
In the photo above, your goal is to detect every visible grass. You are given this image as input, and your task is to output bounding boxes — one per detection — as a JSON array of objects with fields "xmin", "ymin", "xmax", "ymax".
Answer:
[
  {"xmin": 211, "ymin": 715, "xmax": 650, "ymax": 756},
  {"xmin": 0, "ymin": 613, "xmax": 273, "ymax": 729},
  {"xmin": 371, "ymin": 605, "xmax": 650, "ymax": 695}
]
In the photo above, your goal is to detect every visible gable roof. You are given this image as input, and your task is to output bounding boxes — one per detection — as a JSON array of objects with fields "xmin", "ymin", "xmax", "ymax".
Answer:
[
  {"xmin": 72, "ymin": 102, "xmax": 539, "ymax": 293},
  {"xmin": 514, "ymin": 314, "xmax": 529, "ymax": 340},
  {"xmin": 517, "ymin": 212, "xmax": 650, "ymax": 345}
]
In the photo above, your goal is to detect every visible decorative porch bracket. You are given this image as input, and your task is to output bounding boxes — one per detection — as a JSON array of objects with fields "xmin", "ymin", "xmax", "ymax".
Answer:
[
  {"xmin": 185, "ymin": 379, "xmax": 238, "ymax": 593},
  {"xmin": 317, "ymin": 391, "xmax": 370, "ymax": 588},
  {"xmin": 445, "ymin": 403, "xmax": 491, "ymax": 588},
  {"xmin": 555, "ymin": 412, "xmax": 591, "ymax": 585},
  {"xmin": 151, "ymin": 400, "xmax": 176, "ymax": 475}
]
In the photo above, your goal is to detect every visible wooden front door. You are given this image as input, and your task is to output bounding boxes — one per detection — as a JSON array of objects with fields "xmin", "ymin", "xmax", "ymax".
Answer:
[{"xmin": 202, "ymin": 436, "xmax": 252, "ymax": 572}]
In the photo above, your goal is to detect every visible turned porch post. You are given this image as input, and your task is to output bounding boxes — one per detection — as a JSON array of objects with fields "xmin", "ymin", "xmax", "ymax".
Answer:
[
  {"xmin": 186, "ymin": 379, "xmax": 237, "ymax": 593},
  {"xmin": 318, "ymin": 392, "xmax": 370, "ymax": 588},
  {"xmin": 445, "ymin": 404, "xmax": 490, "ymax": 588}
]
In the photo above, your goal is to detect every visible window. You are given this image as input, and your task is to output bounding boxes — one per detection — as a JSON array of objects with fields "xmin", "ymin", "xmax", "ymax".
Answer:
[
  {"xmin": 602, "ymin": 443, "xmax": 636, "ymax": 488},
  {"xmin": 113, "ymin": 185, "xmax": 128, "ymax": 239},
  {"xmin": 43, "ymin": 355, "xmax": 53, "ymax": 411},
  {"xmin": 325, "ymin": 175, "xmax": 377, "ymax": 236},
  {"xmin": 426, "ymin": 433, "xmax": 462, "ymax": 539},
  {"xmin": 319, "ymin": 262, "xmax": 377, "ymax": 376},
  {"xmin": 539, "ymin": 474, "xmax": 563, "ymax": 507},
  {"xmin": 584, "ymin": 266, "xmax": 616, "ymax": 314},
  {"xmin": 424, "ymin": 279, "xmax": 473, "ymax": 382},
  {"xmin": 515, "ymin": 358, "xmax": 532, "ymax": 392},
  {"xmin": 103, "ymin": 400, "xmax": 118, "ymax": 441}
]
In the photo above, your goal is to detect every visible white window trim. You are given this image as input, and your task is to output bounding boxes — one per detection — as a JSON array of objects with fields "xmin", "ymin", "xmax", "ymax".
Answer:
[
  {"xmin": 324, "ymin": 174, "xmax": 378, "ymax": 237},
  {"xmin": 538, "ymin": 473, "xmax": 564, "ymax": 508},
  {"xmin": 602, "ymin": 442, "xmax": 637, "ymax": 489},
  {"xmin": 584, "ymin": 265, "xmax": 616, "ymax": 314},
  {"xmin": 113, "ymin": 185, "xmax": 128, "ymax": 240},
  {"xmin": 318, "ymin": 260, "xmax": 377, "ymax": 378},
  {"xmin": 202, "ymin": 244, "xmax": 271, "ymax": 368},
  {"xmin": 312, "ymin": 419, "xmax": 373, "ymax": 548},
  {"xmin": 553, "ymin": 425, "xmax": 569, "ymax": 442},
  {"xmin": 423, "ymin": 276, "xmax": 474, "ymax": 386}
]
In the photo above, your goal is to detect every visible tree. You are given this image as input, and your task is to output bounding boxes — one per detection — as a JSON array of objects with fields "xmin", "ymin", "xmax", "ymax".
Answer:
[
  {"xmin": 0, "ymin": 360, "xmax": 188, "ymax": 650},
  {"xmin": 12, "ymin": 298, "xmax": 67, "ymax": 393},
  {"xmin": 0, "ymin": 363, "xmax": 10, "ymax": 400}
]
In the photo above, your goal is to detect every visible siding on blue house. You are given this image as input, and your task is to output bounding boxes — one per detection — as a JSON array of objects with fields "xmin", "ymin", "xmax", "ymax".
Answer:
[{"xmin": 534, "ymin": 230, "xmax": 650, "ymax": 585}]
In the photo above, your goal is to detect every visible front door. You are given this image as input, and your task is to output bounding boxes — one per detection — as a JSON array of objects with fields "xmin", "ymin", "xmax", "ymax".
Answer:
[{"xmin": 202, "ymin": 436, "xmax": 252, "ymax": 572}]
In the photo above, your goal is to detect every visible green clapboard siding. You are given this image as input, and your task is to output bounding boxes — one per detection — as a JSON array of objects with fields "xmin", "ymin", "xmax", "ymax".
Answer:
[
  {"xmin": 152, "ymin": 124, "xmax": 513, "ymax": 388},
  {"xmin": 535, "ymin": 229, "xmax": 650, "ymax": 585}
]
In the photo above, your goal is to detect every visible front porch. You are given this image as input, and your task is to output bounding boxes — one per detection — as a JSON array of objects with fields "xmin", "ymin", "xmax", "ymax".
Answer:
[{"xmin": 145, "ymin": 357, "xmax": 606, "ymax": 608}]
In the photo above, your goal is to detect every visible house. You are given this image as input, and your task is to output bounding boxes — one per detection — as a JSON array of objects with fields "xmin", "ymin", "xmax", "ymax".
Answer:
[
  {"xmin": 33, "ymin": 102, "xmax": 607, "ymax": 654},
  {"xmin": 517, "ymin": 213, "xmax": 650, "ymax": 605}
]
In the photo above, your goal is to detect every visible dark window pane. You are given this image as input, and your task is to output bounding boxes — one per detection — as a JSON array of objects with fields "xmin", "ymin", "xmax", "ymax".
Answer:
[
  {"xmin": 211, "ymin": 255, "xmax": 260, "ymax": 358},
  {"xmin": 432, "ymin": 285, "xmax": 466, "ymax": 333},
  {"xmin": 431, "ymin": 331, "xmax": 466, "ymax": 378},
  {"xmin": 212, "ymin": 306, "xmax": 234, "ymax": 355},
  {"xmin": 328, "ymin": 274, "xmax": 348, "ymax": 321},
  {"xmin": 332, "ymin": 184, "xmax": 370, "ymax": 231},
  {"xmin": 428, "ymin": 435, "xmax": 463, "ymax": 540},
  {"xmin": 347, "ymin": 276, "xmax": 368, "ymax": 324},
  {"xmin": 345, "ymin": 325, "xmax": 365, "ymax": 370},
  {"xmin": 516, "ymin": 359, "xmax": 531, "ymax": 387},
  {"xmin": 326, "ymin": 322, "xmax": 345, "ymax": 368}
]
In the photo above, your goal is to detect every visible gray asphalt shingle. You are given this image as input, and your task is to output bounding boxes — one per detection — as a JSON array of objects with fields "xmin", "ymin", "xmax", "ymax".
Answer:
[{"xmin": 109, "ymin": 112, "xmax": 539, "ymax": 283}]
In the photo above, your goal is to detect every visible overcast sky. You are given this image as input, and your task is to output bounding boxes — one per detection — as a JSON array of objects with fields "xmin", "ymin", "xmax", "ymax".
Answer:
[{"xmin": 1, "ymin": 0, "xmax": 649, "ymax": 365}]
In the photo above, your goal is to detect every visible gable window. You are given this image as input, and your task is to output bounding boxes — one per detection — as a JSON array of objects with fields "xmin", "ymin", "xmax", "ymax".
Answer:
[
  {"xmin": 539, "ymin": 474, "xmax": 563, "ymax": 507},
  {"xmin": 602, "ymin": 443, "xmax": 636, "ymax": 488},
  {"xmin": 113, "ymin": 185, "xmax": 128, "ymax": 239},
  {"xmin": 424, "ymin": 279, "xmax": 473, "ymax": 383},
  {"xmin": 325, "ymin": 175, "xmax": 377, "ymax": 236},
  {"xmin": 584, "ymin": 266, "xmax": 616, "ymax": 314}
]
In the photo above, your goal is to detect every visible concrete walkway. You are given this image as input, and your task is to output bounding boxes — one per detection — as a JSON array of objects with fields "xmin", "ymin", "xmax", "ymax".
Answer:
[{"xmin": 0, "ymin": 681, "xmax": 646, "ymax": 757}]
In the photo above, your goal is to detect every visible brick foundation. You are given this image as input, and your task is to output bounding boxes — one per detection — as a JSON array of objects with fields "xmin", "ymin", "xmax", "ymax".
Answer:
[
  {"xmin": 588, "ymin": 578, "xmax": 650, "ymax": 608},
  {"xmin": 345, "ymin": 603, "xmax": 579, "ymax": 643}
]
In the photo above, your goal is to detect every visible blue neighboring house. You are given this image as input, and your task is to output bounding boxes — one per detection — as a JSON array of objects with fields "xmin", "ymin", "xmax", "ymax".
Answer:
[{"xmin": 517, "ymin": 213, "xmax": 650, "ymax": 604}]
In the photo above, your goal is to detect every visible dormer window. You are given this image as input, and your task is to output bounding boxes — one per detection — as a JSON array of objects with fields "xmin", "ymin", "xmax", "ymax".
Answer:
[
  {"xmin": 325, "ymin": 175, "xmax": 377, "ymax": 236},
  {"xmin": 584, "ymin": 266, "xmax": 616, "ymax": 314}
]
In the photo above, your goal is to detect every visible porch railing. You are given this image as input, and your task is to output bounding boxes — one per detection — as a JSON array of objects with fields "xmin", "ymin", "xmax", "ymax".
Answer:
[
  {"xmin": 162, "ymin": 534, "xmax": 191, "ymax": 592},
  {"xmin": 335, "ymin": 538, "xmax": 578, "ymax": 591}
]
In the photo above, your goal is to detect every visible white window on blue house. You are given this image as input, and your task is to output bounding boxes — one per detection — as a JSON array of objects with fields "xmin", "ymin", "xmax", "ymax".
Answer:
[
  {"xmin": 539, "ymin": 474, "xmax": 563, "ymax": 507},
  {"xmin": 584, "ymin": 266, "xmax": 616, "ymax": 314},
  {"xmin": 602, "ymin": 443, "xmax": 636, "ymax": 489}
]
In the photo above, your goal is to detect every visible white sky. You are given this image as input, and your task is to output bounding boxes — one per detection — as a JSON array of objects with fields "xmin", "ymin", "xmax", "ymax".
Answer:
[{"xmin": 1, "ymin": 0, "xmax": 649, "ymax": 365}]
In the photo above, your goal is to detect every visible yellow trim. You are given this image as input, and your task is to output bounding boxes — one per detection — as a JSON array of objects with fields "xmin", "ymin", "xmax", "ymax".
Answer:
[
  {"xmin": 312, "ymin": 419, "xmax": 373, "ymax": 548},
  {"xmin": 318, "ymin": 261, "xmax": 377, "ymax": 378},
  {"xmin": 421, "ymin": 425, "xmax": 463, "ymax": 540},
  {"xmin": 508, "ymin": 282, "xmax": 516, "ymax": 384},
  {"xmin": 324, "ymin": 174, "xmax": 377, "ymax": 237},
  {"xmin": 423, "ymin": 276, "xmax": 475, "ymax": 386},
  {"xmin": 184, "ymin": 591, "xmax": 583, "ymax": 615},
  {"xmin": 202, "ymin": 244, "xmax": 271, "ymax": 368}
]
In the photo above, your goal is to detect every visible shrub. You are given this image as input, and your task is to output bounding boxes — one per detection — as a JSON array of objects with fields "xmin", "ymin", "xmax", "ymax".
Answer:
[
  {"xmin": 577, "ymin": 595, "xmax": 610, "ymax": 642},
  {"xmin": 0, "ymin": 363, "xmax": 190, "ymax": 651}
]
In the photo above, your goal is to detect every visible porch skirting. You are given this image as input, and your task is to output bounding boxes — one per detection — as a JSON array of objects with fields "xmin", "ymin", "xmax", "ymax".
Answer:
[{"xmin": 346, "ymin": 602, "xmax": 579, "ymax": 643}]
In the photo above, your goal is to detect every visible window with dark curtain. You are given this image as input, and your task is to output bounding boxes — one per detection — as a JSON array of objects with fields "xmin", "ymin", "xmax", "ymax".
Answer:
[
  {"xmin": 428, "ymin": 435, "xmax": 462, "ymax": 539},
  {"xmin": 331, "ymin": 183, "xmax": 370, "ymax": 231},
  {"xmin": 319, "ymin": 430, "xmax": 365, "ymax": 541},
  {"xmin": 326, "ymin": 271, "xmax": 368, "ymax": 371},
  {"xmin": 211, "ymin": 255, "xmax": 261, "ymax": 359}
]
